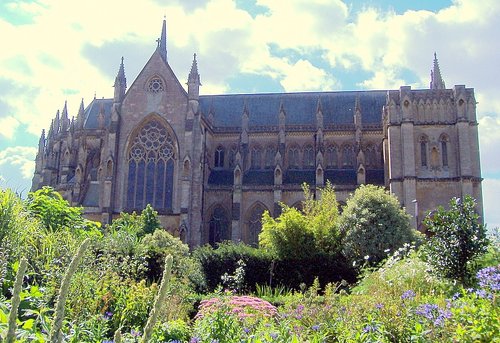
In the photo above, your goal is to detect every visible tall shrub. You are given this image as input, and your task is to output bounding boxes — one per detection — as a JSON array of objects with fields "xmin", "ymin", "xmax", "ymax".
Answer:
[
  {"xmin": 423, "ymin": 195, "xmax": 489, "ymax": 285},
  {"xmin": 339, "ymin": 184, "xmax": 417, "ymax": 267}
]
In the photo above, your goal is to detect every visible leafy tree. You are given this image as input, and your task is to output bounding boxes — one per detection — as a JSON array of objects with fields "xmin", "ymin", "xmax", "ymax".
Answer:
[
  {"xmin": 422, "ymin": 195, "xmax": 489, "ymax": 285},
  {"xmin": 302, "ymin": 181, "xmax": 341, "ymax": 254},
  {"xmin": 108, "ymin": 204, "xmax": 162, "ymax": 238},
  {"xmin": 339, "ymin": 184, "xmax": 418, "ymax": 267},
  {"xmin": 259, "ymin": 205, "xmax": 315, "ymax": 260},
  {"xmin": 141, "ymin": 204, "xmax": 162, "ymax": 236},
  {"xmin": 26, "ymin": 186, "xmax": 100, "ymax": 235}
]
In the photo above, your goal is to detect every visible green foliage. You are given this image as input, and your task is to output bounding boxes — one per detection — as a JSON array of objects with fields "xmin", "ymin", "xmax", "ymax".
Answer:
[
  {"xmin": 141, "ymin": 204, "xmax": 162, "ymax": 237},
  {"xmin": 422, "ymin": 195, "xmax": 489, "ymax": 285},
  {"xmin": 339, "ymin": 184, "xmax": 419, "ymax": 267},
  {"xmin": 109, "ymin": 204, "xmax": 162, "ymax": 239},
  {"xmin": 26, "ymin": 186, "xmax": 101, "ymax": 236},
  {"xmin": 195, "ymin": 241, "xmax": 355, "ymax": 292},
  {"xmin": 151, "ymin": 319, "xmax": 191, "ymax": 342},
  {"xmin": 260, "ymin": 182, "xmax": 343, "ymax": 259},
  {"xmin": 302, "ymin": 181, "xmax": 342, "ymax": 254},
  {"xmin": 194, "ymin": 242, "xmax": 272, "ymax": 292},
  {"xmin": 260, "ymin": 205, "xmax": 315, "ymax": 260}
]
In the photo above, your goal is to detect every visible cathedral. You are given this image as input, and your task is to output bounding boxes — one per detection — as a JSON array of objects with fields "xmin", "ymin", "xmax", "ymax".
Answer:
[{"xmin": 31, "ymin": 19, "xmax": 483, "ymax": 247}]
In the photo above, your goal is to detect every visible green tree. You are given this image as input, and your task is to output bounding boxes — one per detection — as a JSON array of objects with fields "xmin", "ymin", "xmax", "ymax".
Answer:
[
  {"xmin": 259, "ymin": 205, "xmax": 315, "ymax": 260},
  {"xmin": 339, "ymin": 184, "xmax": 417, "ymax": 267},
  {"xmin": 422, "ymin": 195, "xmax": 489, "ymax": 285},
  {"xmin": 302, "ymin": 181, "xmax": 341, "ymax": 254},
  {"xmin": 26, "ymin": 186, "xmax": 100, "ymax": 234}
]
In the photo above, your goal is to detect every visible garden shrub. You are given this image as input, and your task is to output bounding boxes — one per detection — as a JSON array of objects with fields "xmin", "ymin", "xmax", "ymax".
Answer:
[
  {"xmin": 422, "ymin": 195, "xmax": 489, "ymax": 285},
  {"xmin": 260, "ymin": 205, "xmax": 316, "ymax": 260},
  {"xmin": 195, "ymin": 242, "xmax": 355, "ymax": 292},
  {"xmin": 194, "ymin": 242, "xmax": 272, "ymax": 292},
  {"xmin": 339, "ymin": 184, "xmax": 420, "ymax": 267}
]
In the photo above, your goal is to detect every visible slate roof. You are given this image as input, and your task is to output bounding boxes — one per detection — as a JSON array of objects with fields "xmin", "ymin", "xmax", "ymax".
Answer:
[
  {"xmin": 208, "ymin": 170, "xmax": 233, "ymax": 185},
  {"xmin": 199, "ymin": 90, "xmax": 387, "ymax": 129},
  {"xmin": 83, "ymin": 98, "xmax": 113, "ymax": 129}
]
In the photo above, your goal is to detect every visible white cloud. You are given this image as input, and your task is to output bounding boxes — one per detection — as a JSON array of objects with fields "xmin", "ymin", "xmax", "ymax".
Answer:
[
  {"xmin": 0, "ymin": 146, "xmax": 37, "ymax": 180},
  {"xmin": 482, "ymin": 178, "xmax": 500, "ymax": 229},
  {"xmin": 280, "ymin": 59, "xmax": 337, "ymax": 91},
  {"xmin": 0, "ymin": 116, "xmax": 20, "ymax": 139}
]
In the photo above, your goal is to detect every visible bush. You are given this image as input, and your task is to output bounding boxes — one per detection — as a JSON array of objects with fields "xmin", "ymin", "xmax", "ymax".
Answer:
[
  {"xmin": 260, "ymin": 205, "xmax": 316, "ymax": 260},
  {"xmin": 339, "ymin": 184, "xmax": 419, "ymax": 267},
  {"xmin": 423, "ymin": 195, "xmax": 489, "ymax": 285},
  {"xmin": 194, "ymin": 242, "xmax": 356, "ymax": 292},
  {"xmin": 302, "ymin": 181, "xmax": 342, "ymax": 255}
]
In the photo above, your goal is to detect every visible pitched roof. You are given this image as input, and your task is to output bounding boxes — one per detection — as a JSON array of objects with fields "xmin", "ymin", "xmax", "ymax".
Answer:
[
  {"xmin": 199, "ymin": 90, "xmax": 387, "ymax": 129},
  {"xmin": 83, "ymin": 98, "xmax": 113, "ymax": 129}
]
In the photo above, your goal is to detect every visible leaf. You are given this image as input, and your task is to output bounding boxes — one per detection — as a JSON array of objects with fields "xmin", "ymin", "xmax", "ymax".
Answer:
[{"xmin": 22, "ymin": 318, "xmax": 35, "ymax": 330}]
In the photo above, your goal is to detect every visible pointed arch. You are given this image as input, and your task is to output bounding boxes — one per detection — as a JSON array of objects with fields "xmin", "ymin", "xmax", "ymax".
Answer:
[
  {"xmin": 244, "ymin": 202, "xmax": 269, "ymax": 246},
  {"xmin": 264, "ymin": 145, "xmax": 276, "ymax": 169},
  {"xmin": 207, "ymin": 204, "xmax": 231, "ymax": 246},
  {"xmin": 251, "ymin": 144, "xmax": 262, "ymax": 169},
  {"xmin": 214, "ymin": 145, "xmax": 225, "ymax": 168},
  {"xmin": 325, "ymin": 144, "xmax": 339, "ymax": 169},
  {"xmin": 288, "ymin": 144, "xmax": 300, "ymax": 169},
  {"xmin": 439, "ymin": 133, "xmax": 449, "ymax": 167},
  {"xmin": 125, "ymin": 115, "xmax": 178, "ymax": 211},
  {"xmin": 341, "ymin": 143, "xmax": 355, "ymax": 168},
  {"xmin": 419, "ymin": 135, "xmax": 429, "ymax": 167},
  {"xmin": 303, "ymin": 144, "xmax": 314, "ymax": 169}
]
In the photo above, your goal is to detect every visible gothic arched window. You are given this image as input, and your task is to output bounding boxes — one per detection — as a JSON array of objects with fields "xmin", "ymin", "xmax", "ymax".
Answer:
[
  {"xmin": 265, "ymin": 146, "xmax": 275, "ymax": 169},
  {"xmin": 365, "ymin": 144, "xmax": 376, "ymax": 168},
  {"xmin": 228, "ymin": 145, "xmax": 238, "ymax": 168},
  {"xmin": 303, "ymin": 145, "xmax": 314, "ymax": 169},
  {"xmin": 251, "ymin": 146, "xmax": 262, "ymax": 169},
  {"xmin": 245, "ymin": 203, "xmax": 267, "ymax": 246},
  {"xmin": 440, "ymin": 135, "xmax": 449, "ymax": 167},
  {"xmin": 326, "ymin": 145, "xmax": 338, "ymax": 169},
  {"xmin": 208, "ymin": 206, "xmax": 230, "ymax": 246},
  {"xmin": 126, "ymin": 120, "xmax": 176, "ymax": 211},
  {"xmin": 420, "ymin": 136, "xmax": 428, "ymax": 167},
  {"xmin": 288, "ymin": 146, "xmax": 299, "ymax": 169},
  {"xmin": 342, "ymin": 144, "xmax": 354, "ymax": 168},
  {"xmin": 214, "ymin": 146, "xmax": 225, "ymax": 168}
]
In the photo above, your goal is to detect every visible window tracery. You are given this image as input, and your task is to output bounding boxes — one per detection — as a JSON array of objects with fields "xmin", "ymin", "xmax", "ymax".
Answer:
[
  {"xmin": 303, "ymin": 145, "xmax": 314, "ymax": 169},
  {"xmin": 147, "ymin": 77, "xmax": 165, "ymax": 93},
  {"xmin": 208, "ymin": 206, "xmax": 230, "ymax": 246},
  {"xmin": 127, "ymin": 120, "xmax": 176, "ymax": 211}
]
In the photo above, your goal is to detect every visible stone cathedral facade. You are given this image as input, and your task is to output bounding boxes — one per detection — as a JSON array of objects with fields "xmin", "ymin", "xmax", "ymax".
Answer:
[{"xmin": 31, "ymin": 20, "xmax": 483, "ymax": 247}]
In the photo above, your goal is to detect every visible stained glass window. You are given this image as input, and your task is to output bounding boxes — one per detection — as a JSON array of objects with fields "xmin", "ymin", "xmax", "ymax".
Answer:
[{"xmin": 127, "ymin": 120, "xmax": 176, "ymax": 210}]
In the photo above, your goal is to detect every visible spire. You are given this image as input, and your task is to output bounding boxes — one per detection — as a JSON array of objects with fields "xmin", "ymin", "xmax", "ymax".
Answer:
[
  {"xmin": 54, "ymin": 110, "xmax": 60, "ymax": 134},
  {"xmin": 77, "ymin": 98, "xmax": 85, "ymax": 129},
  {"xmin": 430, "ymin": 52, "xmax": 446, "ymax": 90},
  {"xmin": 158, "ymin": 17, "xmax": 167, "ymax": 61},
  {"xmin": 114, "ymin": 57, "xmax": 127, "ymax": 102},
  {"xmin": 38, "ymin": 129, "xmax": 46, "ymax": 153},
  {"xmin": 188, "ymin": 53, "xmax": 201, "ymax": 100},
  {"xmin": 188, "ymin": 53, "xmax": 200, "ymax": 84},
  {"xmin": 61, "ymin": 101, "xmax": 69, "ymax": 131}
]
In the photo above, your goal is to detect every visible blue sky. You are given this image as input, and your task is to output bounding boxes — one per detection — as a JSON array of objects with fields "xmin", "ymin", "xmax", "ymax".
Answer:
[{"xmin": 1, "ymin": 0, "xmax": 499, "ymax": 229}]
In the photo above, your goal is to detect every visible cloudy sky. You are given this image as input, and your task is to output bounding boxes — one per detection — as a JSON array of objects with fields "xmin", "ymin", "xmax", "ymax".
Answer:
[{"xmin": 0, "ymin": 0, "xmax": 499, "ymax": 228}]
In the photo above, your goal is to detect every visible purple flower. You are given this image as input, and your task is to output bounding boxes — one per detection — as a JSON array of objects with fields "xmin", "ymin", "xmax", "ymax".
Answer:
[
  {"xmin": 375, "ymin": 303, "xmax": 384, "ymax": 309},
  {"xmin": 131, "ymin": 329, "xmax": 141, "ymax": 337},
  {"xmin": 312, "ymin": 325, "xmax": 320, "ymax": 331},
  {"xmin": 190, "ymin": 337, "xmax": 201, "ymax": 343},
  {"xmin": 401, "ymin": 290, "xmax": 416, "ymax": 301},
  {"xmin": 270, "ymin": 332, "xmax": 278, "ymax": 339},
  {"xmin": 415, "ymin": 303, "xmax": 452, "ymax": 326},
  {"xmin": 362, "ymin": 324, "xmax": 379, "ymax": 333},
  {"xmin": 477, "ymin": 266, "xmax": 500, "ymax": 292}
]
